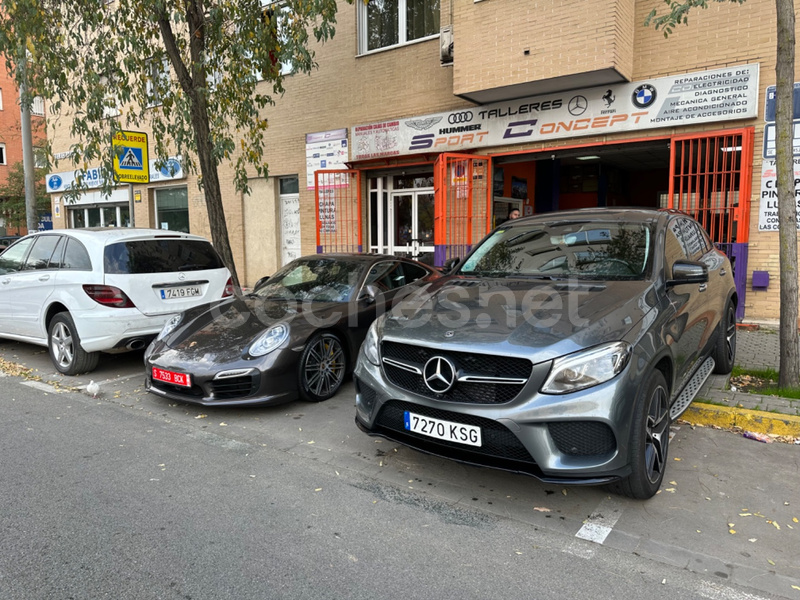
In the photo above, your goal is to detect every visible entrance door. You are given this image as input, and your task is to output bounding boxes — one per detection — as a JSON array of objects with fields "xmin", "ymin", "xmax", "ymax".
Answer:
[{"xmin": 390, "ymin": 191, "xmax": 435, "ymax": 264}]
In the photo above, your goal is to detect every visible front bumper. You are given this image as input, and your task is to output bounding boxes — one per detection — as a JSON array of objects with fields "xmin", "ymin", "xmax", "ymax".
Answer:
[
  {"xmin": 353, "ymin": 346, "xmax": 640, "ymax": 485},
  {"xmin": 144, "ymin": 342, "xmax": 299, "ymax": 407}
]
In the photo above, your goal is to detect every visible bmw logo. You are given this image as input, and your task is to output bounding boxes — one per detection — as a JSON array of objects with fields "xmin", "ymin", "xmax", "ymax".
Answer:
[
  {"xmin": 632, "ymin": 84, "xmax": 657, "ymax": 108},
  {"xmin": 48, "ymin": 175, "xmax": 62, "ymax": 190}
]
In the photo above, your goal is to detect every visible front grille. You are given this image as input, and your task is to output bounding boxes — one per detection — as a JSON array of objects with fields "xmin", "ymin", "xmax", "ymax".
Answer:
[
  {"xmin": 210, "ymin": 374, "xmax": 259, "ymax": 400},
  {"xmin": 381, "ymin": 341, "xmax": 532, "ymax": 405},
  {"xmin": 548, "ymin": 421, "xmax": 616, "ymax": 456},
  {"xmin": 375, "ymin": 400, "xmax": 535, "ymax": 464}
]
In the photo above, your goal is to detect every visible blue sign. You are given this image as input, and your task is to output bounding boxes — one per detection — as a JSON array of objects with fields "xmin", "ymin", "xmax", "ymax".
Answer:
[
  {"xmin": 118, "ymin": 147, "xmax": 144, "ymax": 171},
  {"xmin": 37, "ymin": 213, "xmax": 53, "ymax": 231},
  {"xmin": 764, "ymin": 83, "xmax": 800, "ymax": 122},
  {"xmin": 48, "ymin": 175, "xmax": 62, "ymax": 190}
]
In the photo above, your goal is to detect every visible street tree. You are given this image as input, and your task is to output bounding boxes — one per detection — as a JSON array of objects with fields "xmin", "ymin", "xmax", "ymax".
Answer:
[
  {"xmin": 646, "ymin": 0, "xmax": 799, "ymax": 388},
  {"xmin": 0, "ymin": 0, "xmax": 346, "ymax": 290},
  {"xmin": 0, "ymin": 161, "xmax": 50, "ymax": 232}
]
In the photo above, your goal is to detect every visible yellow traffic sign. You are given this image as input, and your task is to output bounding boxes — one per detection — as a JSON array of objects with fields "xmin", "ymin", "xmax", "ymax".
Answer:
[{"xmin": 112, "ymin": 130, "xmax": 150, "ymax": 183}]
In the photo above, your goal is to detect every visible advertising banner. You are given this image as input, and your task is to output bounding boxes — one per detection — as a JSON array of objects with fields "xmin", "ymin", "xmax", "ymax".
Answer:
[
  {"xmin": 306, "ymin": 129, "xmax": 349, "ymax": 189},
  {"xmin": 352, "ymin": 64, "xmax": 759, "ymax": 160},
  {"xmin": 758, "ymin": 158, "xmax": 800, "ymax": 231}
]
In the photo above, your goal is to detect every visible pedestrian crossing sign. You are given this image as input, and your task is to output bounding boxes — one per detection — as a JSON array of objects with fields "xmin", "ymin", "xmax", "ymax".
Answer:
[{"xmin": 112, "ymin": 130, "xmax": 150, "ymax": 183}]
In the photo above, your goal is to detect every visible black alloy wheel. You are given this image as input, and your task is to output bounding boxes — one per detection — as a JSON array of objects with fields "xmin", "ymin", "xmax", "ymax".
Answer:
[
  {"xmin": 611, "ymin": 369, "xmax": 670, "ymax": 499},
  {"xmin": 298, "ymin": 332, "xmax": 346, "ymax": 402},
  {"xmin": 713, "ymin": 300, "xmax": 736, "ymax": 374}
]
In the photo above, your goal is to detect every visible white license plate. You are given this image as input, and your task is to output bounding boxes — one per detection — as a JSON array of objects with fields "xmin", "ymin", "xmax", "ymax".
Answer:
[
  {"xmin": 160, "ymin": 286, "xmax": 201, "ymax": 299},
  {"xmin": 404, "ymin": 411, "xmax": 482, "ymax": 447}
]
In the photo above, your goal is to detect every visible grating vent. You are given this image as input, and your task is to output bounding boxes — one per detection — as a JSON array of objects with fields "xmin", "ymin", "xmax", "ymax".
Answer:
[
  {"xmin": 548, "ymin": 422, "xmax": 616, "ymax": 456},
  {"xmin": 210, "ymin": 375, "xmax": 258, "ymax": 400}
]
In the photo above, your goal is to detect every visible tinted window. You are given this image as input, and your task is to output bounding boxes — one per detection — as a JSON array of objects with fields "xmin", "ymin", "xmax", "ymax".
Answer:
[
  {"xmin": 24, "ymin": 235, "xmax": 61, "ymax": 270},
  {"xmin": 461, "ymin": 221, "xmax": 653, "ymax": 280},
  {"xmin": 402, "ymin": 262, "xmax": 430, "ymax": 283},
  {"xmin": 48, "ymin": 236, "xmax": 65, "ymax": 269},
  {"xmin": 104, "ymin": 239, "xmax": 224, "ymax": 274},
  {"xmin": 0, "ymin": 238, "xmax": 34, "ymax": 274},
  {"xmin": 62, "ymin": 238, "xmax": 92, "ymax": 271},
  {"xmin": 366, "ymin": 261, "xmax": 404, "ymax": 291}
]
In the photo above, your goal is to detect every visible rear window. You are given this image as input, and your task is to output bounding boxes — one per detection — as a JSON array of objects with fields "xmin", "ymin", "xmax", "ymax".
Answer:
[{"xmin": 104, "ymin": 239, "xmax": 224, "ymax": 275}]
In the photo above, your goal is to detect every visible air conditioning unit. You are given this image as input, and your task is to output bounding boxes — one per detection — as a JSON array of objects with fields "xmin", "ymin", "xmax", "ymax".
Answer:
[{"xmin": 440, "ymin": 25, "xmax": 454, "ymax": 65}]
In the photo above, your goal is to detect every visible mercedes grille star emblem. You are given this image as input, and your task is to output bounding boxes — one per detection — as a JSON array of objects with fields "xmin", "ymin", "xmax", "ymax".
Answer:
[{"xmin": 423, "ymin": 356, "xmax": 457, "ymax": 393}]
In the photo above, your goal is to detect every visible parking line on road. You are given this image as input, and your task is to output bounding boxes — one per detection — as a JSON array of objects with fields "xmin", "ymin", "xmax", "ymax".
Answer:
[
  {"xmin": 575, "ymin": 497, "xmax": 623, "ymax": 545},
  {"xmin": 21, "ymin": 380, "xmax": 63, "ymax": 394}
]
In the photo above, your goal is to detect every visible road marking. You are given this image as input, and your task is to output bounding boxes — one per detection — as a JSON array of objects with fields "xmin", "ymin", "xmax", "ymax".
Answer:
[
  {"xmin": 21, "ymin": 380, "xmax": 63, "ymax": 394},
  {"xmin": 575, "ymin": 497, "xmax": 624, "ymax": 544},
  {"xmin": 697, "ymin": 581, "xmax": 771, "ymax": 600}
]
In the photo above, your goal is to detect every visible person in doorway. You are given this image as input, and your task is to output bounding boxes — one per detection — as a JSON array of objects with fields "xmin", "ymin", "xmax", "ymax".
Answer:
[{"xmin": 507, "ymin": 208, "xmax": 520, "ymax": 221}]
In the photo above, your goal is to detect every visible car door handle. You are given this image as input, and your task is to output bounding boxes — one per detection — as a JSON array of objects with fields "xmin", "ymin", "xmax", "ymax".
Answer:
[
  {"xmin": 698, "ymin": 283, "xmax": 707, "ymax": 292},
  {"xmin": 38, "ymin": 274, "xmax": 51, "ymax": 282}
]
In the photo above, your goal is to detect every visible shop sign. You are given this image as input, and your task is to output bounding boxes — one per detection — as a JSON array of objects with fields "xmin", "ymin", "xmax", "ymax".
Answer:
[
  {"xmin": 352, "ymin": 64, "xmax": 760, "ymax": 160},
  {"xmin": 46, "ymin": 167, "xmax": 107, "ymax": 193},
  {"xmin": 306, "ymin": 129, "xmax": 349, "ymax": 189},
  {"xmin": 764, "ymin": 83, "xmax": 800, "ymax": 122},
  {"xmin": 758, "ymin": 157, "xmax": 800, "ymax": 231},
  {"xmin": 763, "ymin": 121, "xmax": 800, "ymax": 158},
  {"xmin": 149, "ymin": 157, "xmax": 185, "ymax": 182}
]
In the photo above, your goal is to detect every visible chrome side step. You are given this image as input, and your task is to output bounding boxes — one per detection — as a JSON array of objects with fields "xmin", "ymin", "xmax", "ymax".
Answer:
[{"xmin": 670, "ymin": 356, "xmax": 715, "ymax": 421}]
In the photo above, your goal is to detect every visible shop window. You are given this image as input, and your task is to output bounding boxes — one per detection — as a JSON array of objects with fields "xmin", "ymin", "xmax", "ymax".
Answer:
[
  {"xmin": 155, "ymin": 187, "xmax": 189, "ymax": 232},
  {"xmin": 279, "ymin": 176, "xmax": 299, "ymax": 194},
  {"xmin": 359, "ymin": 0, "xmax": 440, "ymax": 54}
]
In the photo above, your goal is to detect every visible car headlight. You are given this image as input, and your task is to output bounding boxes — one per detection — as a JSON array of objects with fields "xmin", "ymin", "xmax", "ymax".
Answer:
[
  {"xmin": 541, "ymin": 342, "xmax": 631, "ymax": 394},
  {"xmin": 249, "ymin": 323, "xmax": 289, "ymax": 357},
  {"xmin": 363, "ymin": 319, "xmax": 381, "ymax": 366},
  {"xmin": 156, "ymin": 314, "xmax": 183, "ymax": 341}
]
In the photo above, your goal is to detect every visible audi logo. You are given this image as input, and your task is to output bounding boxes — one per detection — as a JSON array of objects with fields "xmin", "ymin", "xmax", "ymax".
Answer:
[{"xmin": 448, "ymin": 111, "xmax": 474, "ymax": 124}]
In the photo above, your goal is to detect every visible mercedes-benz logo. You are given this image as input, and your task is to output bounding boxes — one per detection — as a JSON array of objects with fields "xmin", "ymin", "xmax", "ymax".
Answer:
[
  {"xmin": 423, "ymin": 356, "xmax": 457, "ymax": 394},
  {"xmin": 568, "ymin": 95, "xmax": 588, "ymax": 116},
  {"xmin": 178, "ymin": 272, "xmax": 186, "ymax": 281}
]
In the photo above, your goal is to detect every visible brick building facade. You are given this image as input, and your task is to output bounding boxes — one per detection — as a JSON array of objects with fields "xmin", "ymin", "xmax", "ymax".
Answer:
[{"xmin": 45, "ymin": 0, "xmax": 799, "ymax": 322}]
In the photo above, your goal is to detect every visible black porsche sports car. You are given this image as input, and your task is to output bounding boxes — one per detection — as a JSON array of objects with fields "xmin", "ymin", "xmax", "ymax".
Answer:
[{"xmin": 144, "ymin": 253, "xmax": 440, "ymax": 406}]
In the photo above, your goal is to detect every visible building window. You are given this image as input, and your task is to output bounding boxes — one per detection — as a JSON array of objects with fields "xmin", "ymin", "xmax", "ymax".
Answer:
[
  {"xmin": 256, "ymin": 1, "xmax": 294, "ymax": 80},
  {"xmin": 69, "ymin": 205, "xmax": 130, "ymax": 228},
  {"xmin": 146, "ymin": 57, "xmax": 170, "ymax": 108},
  {"xmin": 0, "ymin": 88, "xmax": 3, "ymax": 110},
  {"xmin": 155, "ymin": 187, "xmax": 189, "ymax": 232},
  {"xmin": 31, "ymin": 96, "xmax": 45, "ymax": 117},
  {"xmin": 0, "ymin": 143, "xmax": 6, "ymax": 165},
  {"xmin": 359, "ymin": 0, "xmax": 440, "ymax": 54}
]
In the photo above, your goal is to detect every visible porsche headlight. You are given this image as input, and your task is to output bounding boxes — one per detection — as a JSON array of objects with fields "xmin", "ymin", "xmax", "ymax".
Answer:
[
  {"xmin": 363, "ymin": 319, "xmax": 381, "ymax": 366},
  {"xmin": 156, "ymin": 314, "xmax": 183, "ymax": 341},
  {"xmin": 249, "ymin": 323, "xmax": 290, "ymax": 357},
  {"xmin": 541, "ymin": 342, "xmax": 631, "ymax": 394}
]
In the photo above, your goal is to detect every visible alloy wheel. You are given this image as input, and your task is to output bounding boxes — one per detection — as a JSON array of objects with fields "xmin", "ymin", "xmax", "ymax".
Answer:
[
  {"xmin": 51, "ymin": 321, "xmax": 74, "ymax": 369},
  {"xmin": 303, "ymin": 336, "xmax": 345, "ymax": 399},
  {"xmin": 644, "ymin": 384, "xmax": 669, "ymax": 484}
]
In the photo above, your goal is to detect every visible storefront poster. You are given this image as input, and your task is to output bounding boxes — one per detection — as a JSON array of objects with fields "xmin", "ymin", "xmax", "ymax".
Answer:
[
  {"xmin": 758, "ymin": 158, "xmax": 800, "ymax": 231},
  {"xmin": 306, "ymin": 129, "xmax": 349, "ymax": 189},
  {"xmin": 352, "ymin": 64, "xmax": 760, "ymax": 160}
]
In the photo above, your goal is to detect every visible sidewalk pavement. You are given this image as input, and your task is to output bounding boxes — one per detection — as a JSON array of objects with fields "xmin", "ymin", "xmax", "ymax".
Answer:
[{"xmin": 686, "ymin": 326, "xmax": 800, "ymax": 441}]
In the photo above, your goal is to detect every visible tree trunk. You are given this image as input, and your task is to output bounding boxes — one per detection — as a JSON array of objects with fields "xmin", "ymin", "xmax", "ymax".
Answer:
[
  {"xmin": 775, "ymin": 0, "xmax": 799, "ymax": 387},
  {"xmin": 157, "ymin": 4, "xmax": 241, "ymax": 293}
]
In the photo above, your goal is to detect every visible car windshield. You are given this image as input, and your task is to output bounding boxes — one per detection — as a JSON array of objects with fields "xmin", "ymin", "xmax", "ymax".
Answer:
[
  {"xmin": 460, "ymin": 220, "xmax": 653, "ymax": 280},
  {"xmin": 253, "ymin": 258, "xmax": 365, "ymax": 303}
]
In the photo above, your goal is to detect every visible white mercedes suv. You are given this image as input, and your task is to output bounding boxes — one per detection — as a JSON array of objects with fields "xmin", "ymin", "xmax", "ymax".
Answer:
[{"xmin": 0, "ymin": 228, "xmax": 232, "ymax": 375}]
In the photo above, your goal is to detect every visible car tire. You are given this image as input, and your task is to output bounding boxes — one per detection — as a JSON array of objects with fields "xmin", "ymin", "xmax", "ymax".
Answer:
[
  {"xmin": 48, "ymin": 312, "xmax": 100, "ymax": 375},
  {"xmin": 611, "ymin": 369, "xmax": 670, "ymax": 500},
  {"xmin": 712, "ymin": 300, "xmax": 736, "ymax": 375},
  {"xmin": 298, "ymin": 332, "xmax": 346, "ymax": 402}
]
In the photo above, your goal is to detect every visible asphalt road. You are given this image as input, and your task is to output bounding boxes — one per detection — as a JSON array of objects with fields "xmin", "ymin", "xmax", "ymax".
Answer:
[{"xmin": 1, "ymin": 340, "xmax": 799, "ymax": 599}]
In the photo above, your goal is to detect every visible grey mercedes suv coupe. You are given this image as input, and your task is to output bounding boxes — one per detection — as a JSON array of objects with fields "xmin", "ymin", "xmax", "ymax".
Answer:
[{"xmin": 354, "ymin": 208, "xmax": 737, "ymax": 499}]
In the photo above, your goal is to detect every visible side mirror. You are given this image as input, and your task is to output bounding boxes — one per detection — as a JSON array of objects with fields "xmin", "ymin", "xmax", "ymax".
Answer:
[
  {"xmin": 253, "ymin": 276, "xmax": 270, "ymax": 292},
  {"xmin": 357, "ymin": 283, "xmax": 382, "ymax": 304},
  {"xmin": 442, "ymin": 257, "xmax": 461, "ymax": 274},
  {"xmin": 667, "ymin": 260, "xmax": 708, "ymax": 286}
]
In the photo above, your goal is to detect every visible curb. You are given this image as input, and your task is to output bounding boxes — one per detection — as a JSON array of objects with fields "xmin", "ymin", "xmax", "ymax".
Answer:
[{"xmin": 682, "ymin": 401, "xmax": 800, "ymax": 437}]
